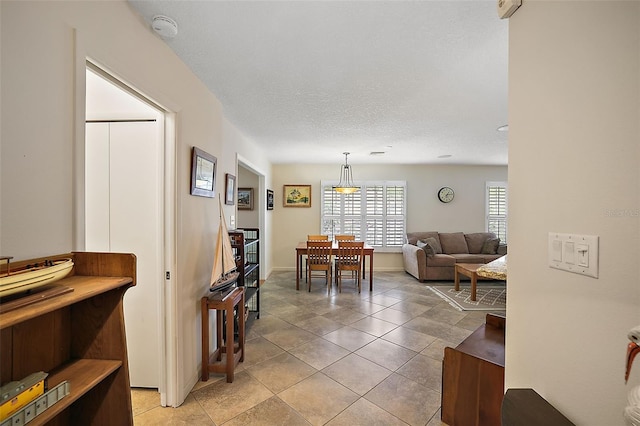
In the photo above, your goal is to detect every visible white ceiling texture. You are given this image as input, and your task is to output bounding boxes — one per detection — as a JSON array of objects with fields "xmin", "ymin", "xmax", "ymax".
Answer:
[{"xmin": 127, "ymin": 1, "xmax": 508, "ymax": 165}]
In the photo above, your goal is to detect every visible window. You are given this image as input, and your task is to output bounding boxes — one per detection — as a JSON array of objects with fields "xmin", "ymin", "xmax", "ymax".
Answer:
[
  {"xmin": 320, "ymin": 181, "xmax": 406, "ymax": 251},
  {"xmin": 486, "ymin": 181, "xmax": 507, "ymax": 243}
]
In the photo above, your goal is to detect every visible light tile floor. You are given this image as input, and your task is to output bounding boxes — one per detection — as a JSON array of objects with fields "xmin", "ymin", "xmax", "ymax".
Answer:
[{"xmin": 132, "ymin": 271, "xmax": 489, "ymax": 425}]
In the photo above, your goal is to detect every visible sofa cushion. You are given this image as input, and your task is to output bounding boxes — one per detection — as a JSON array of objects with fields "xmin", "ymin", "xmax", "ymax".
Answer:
[
  {"xmin": 450, "ymin": 254, "xmax": 486, "ymax": 263},
  {"xmin": 406, "ymin": 232, "xmax": 440, "ymax": 246},
  {"xmin": 439, "ymin": 232, "xmax": 469, "ymax": 254},
  {"xmin": 428, "ymin": 254, "xmax": 457, "ymax": 267},
  {"xmin": 464, "ymin": 232, "xmax": 497, "ymax": 254},
  {"xmin": 481, "ymin": 237, "xmax": 500, "ymax": 254}
]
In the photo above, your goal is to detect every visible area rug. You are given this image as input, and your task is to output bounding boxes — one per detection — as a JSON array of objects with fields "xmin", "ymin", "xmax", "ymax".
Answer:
[{"xmin": 427, "ymin": 285, "xmax": 506, "ymax": 311}]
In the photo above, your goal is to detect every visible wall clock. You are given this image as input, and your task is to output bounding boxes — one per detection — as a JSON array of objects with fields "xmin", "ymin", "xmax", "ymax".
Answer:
[{"xmin": 438, "ymin": 187, "xmax": 455, "ymax": 203}]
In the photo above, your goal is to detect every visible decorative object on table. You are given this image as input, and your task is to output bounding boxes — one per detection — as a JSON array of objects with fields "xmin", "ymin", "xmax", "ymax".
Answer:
[
  {"xmin": 266, "ymin": 189, "xmax": 274, "ymax": 210},
  {"xmin": 427, "ymin": 284, "xmax": 506, "ymax": 311},
  {"xmin": 209, "ymin": 197, "xmax": 239, "ymax": 295},
  {"xmin": 0, "ymin": 256, "xmax": 74, "ymax": 298},
  {"xmin": 190, "ymin": 147, "xmax": 216, "ymax": 198},
  {"xmin": 333, "ymin": 152, "xmax": 359, "ymax": 194},
  {"xmin": 237, "ymin": 188, "xmax": 254, "ymax": 210},
  {"xmin": 625, "ymin": 325, "xmax": 640, "ymax": 425},
  {"xmin": 283, "ymin": 184, "xmax": 311, "ymax": 207},
  {"xmin": 438, "ymin": 186, "xmax": 455, "ymax": 203},
  {"xmin": 224, "ymin": 173, "xmax": 236, "ymax": 205}
]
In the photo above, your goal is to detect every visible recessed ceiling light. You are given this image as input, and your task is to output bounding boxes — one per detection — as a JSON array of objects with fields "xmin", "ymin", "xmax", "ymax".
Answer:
[
  {"xmin": 438, "ymin": 154, "xmax": 452, "ymax": 159},
  {"xmin": 497, "ymin": 125, "xmax": 509, "ymax": 132}
]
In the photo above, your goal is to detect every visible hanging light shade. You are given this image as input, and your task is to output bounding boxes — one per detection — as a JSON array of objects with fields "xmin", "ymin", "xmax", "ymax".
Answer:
[{"xmin": 334, "ymin": 152, "xmax": 359, "ymax": 194}]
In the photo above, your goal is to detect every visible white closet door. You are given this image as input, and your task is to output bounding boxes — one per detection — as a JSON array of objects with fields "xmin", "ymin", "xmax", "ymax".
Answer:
[{"xmin": 86, "ymin": 121, "xmax": 161, "ymax": 388}]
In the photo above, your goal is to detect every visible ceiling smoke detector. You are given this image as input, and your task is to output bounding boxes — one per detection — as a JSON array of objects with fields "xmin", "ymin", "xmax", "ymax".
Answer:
[{"xmin": 151, "ymin": 15, "xmax": 178, "ymax": 39}]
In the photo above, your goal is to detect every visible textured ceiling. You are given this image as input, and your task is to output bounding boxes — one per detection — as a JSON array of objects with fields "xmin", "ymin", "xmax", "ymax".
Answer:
[{"xmin": 127, "ymin": 1, "xmax": 508, "ymax": 165}]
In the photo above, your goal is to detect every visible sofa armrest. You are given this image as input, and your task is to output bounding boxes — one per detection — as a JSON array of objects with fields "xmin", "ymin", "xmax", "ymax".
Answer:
[
  {"xmin": 402, "ymin": 244, "xmax": 427, "ymax": 281},
  {"xmin": 497, "ymin": 244, "xmax": 507, "ymax": 256}
]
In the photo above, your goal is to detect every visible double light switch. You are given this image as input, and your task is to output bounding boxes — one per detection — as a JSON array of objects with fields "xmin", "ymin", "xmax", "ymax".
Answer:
[{"xmin": 548, "ymin": 232, "xmax": 599, "ymax": 278}]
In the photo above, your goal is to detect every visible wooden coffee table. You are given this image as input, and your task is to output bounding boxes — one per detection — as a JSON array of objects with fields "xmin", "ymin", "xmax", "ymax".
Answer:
[{"xmin": 454, "ymin": 263, "xmax": 482, "ymax": 301}]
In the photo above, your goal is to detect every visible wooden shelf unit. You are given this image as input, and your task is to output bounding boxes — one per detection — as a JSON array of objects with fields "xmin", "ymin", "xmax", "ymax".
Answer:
[
  {"xmin": 441, "ymin": 312, "xmax": 505, "ymax": 426},
  {"xmin": 229, "ymin": 228, "xmax": 260, "ymax": 321},
  {"xmin": 0, "ymin": 252, "xmax": 136, "ymax": 426}
]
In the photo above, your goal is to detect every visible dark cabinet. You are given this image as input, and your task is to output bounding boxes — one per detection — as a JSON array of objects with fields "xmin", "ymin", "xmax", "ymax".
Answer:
[{"xmin": 229, "ymin": 228, "xmax": 260, "ymax": 322}]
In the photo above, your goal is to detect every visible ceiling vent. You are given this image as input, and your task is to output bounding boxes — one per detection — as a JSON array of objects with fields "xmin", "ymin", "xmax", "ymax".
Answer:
[{"xmin": 369, "ymin": 151, "xmax": 386, "ymax": 156}]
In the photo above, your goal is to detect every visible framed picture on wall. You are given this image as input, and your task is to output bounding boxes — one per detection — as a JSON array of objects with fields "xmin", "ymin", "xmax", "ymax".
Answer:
[
  {"xmin": 266, "ymin": 189, "xmax": 274, "ymax": 210},
  {"xmin": 283, "ymin": 184, "xmax": 311, "ymax": 207},
  {"xmin": 225, "ymin": 173, "xmax": 236, "ymax": 205},
  {"xmin": 238, "ymin": 188, "xmax": 254, "ymax": 210},
  {"xmin": 190, "ymin": 147, "xmax": 216, "ymax": 198}
]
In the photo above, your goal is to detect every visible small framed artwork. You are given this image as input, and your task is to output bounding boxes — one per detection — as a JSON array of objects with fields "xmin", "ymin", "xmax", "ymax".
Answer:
[
  {"xmin": 266, "ymin": 189, "xmax": 274, "ymax": 210},
  {"xmin": 238, "ymin": 188, "xmax": 254, "ymax": 210},
  {"xmin": 190, "ymin": 147, "xmax": 216, "ymax": 198},
  {"xmin": 225, "ymin": 173, "xmax": 236, "ymax": 205},
  {"xmin": 283, "ymin": 184, "xmax": 311, "ymax": 208}
]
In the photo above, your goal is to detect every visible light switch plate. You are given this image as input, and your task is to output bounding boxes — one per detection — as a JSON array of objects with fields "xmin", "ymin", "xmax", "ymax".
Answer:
[{"xmin": 548, "ymin": 232, "xmax": 599, "ymax": 278}]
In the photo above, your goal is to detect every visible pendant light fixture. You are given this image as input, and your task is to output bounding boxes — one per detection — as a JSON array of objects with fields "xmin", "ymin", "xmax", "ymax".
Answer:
[{"xmin": 333, "ymin": 152, "xmax": 359, "ymax": 194}]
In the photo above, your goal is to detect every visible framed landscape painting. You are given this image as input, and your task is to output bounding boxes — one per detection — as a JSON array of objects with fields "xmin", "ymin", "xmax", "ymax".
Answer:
[
  {"xmin": 283, "ymin": 184, "xmax": 311, "ymax": 207},
  {"xmin": 238, "ymin": 188, "xmax": 254, "ymax": 210}
]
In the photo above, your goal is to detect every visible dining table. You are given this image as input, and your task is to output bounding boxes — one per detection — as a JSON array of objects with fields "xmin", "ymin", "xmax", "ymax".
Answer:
[{"xmin": 295, "ymin": 241, "xmax": 375, "ymax": 291}]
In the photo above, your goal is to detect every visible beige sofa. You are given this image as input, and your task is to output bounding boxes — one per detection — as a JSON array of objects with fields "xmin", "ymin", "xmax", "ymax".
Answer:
[{"xmin": 402, "ymin": 231, "xmax": 506, "ymax": 281}]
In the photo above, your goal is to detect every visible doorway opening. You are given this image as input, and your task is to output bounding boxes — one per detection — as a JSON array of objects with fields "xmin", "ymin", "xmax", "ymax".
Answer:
[{"xmin": 84, "ymin": 62, "xmax": 176, "ymax": 406}]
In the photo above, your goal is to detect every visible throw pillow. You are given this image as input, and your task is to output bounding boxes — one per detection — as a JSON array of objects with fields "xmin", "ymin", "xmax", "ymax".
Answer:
[
  {"xmin": 424, "ymin": 237, "xmax": 442, "ymax": 254},
  {"xmin": 417, "ymin": 238, "xmax": 441, "ymax": 257},
  {"xmin": 481, "ymin": 237, "xmax": 500, "ymax": 254}
]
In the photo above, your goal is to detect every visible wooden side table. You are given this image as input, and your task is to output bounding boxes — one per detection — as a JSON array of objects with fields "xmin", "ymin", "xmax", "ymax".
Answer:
[{"xmin": 201, "ymin": 287, "xmax": 245, "ymax": 383}]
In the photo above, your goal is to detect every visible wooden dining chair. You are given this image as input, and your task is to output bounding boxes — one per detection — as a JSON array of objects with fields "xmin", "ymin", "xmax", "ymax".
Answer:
[
  {"xmin": 334, "ymin": 241, "xmax": 365, "ymax": 293},
  {"xmin": 305, "ymin": 235, "xmax": 329, "ymax": 280},
  {"xmin": 334, "ymin": 235, "xmax": 355, "ymax": 241},
  {"xmin": 306, "ymin": 241, "xmax": 333, "ymax": 293}
]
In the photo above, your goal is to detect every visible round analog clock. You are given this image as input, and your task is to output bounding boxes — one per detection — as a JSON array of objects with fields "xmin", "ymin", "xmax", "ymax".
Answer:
[{"xmin": 438, "ymin": 187, "xmax": 455, "ymax": 203}]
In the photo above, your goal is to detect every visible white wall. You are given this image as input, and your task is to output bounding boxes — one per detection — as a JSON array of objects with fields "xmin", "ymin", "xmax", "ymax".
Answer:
[
  {"xmin": 271, "ymin": 163, "xmax": 507, "ymax": 270},
  {"xmin": 0, "ymin": 1, "xmax": 270, "ymax": 404},
  {"xmin": 508, "ymin": 2, "xmax": 640, "ymax": 425}
]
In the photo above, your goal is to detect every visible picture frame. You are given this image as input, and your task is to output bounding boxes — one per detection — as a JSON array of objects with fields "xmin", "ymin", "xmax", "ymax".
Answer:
[
  {"xmin": 190, "ymin": 147, "xmax": 216, "ymax": 198},
  {"xmin": 266, "ymin": 189, "xmax": 274, "ymax": 210},
  {"xmin": 283, "ymin": 184, "xmax": 311, "ymax": 208},
  {"xmin": 225, "ymin": 173, "xmax": 236, "ymax": 205},
  {"xmin": 238, "ymin": 188, "xmax": 254, "ymax": 210}
]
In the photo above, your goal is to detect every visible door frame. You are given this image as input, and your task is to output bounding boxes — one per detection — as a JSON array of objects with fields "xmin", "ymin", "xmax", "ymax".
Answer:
[{"xmin": 78, "ymin": 60, "xmax": 178, "ymax": 406}]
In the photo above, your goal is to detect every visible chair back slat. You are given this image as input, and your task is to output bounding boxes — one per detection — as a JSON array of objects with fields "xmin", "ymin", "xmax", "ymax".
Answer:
[
  {"xmin": 334, "ymin": 235, "xmax": 355, "ymax": 241},
  {"xmin": 335, "ymin": 241, "xmax": 364, "ymax": 267},
  {"xmin": 306, "ymin": 241, "xmax": 333, "ymax": 265},
  {"xmin": 307, "ymin": 234, "xmax": 329, "ymax": 241}
]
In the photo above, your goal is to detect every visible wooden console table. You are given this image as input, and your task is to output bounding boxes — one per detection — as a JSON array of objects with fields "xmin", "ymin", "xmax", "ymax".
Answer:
[
  {"xmin": 442, "ymin": 313, "xmax": 505, "ymax": 426},
  {"xmin": 201, "ymin": 287, "xmax": 245, "ymax": 383}
]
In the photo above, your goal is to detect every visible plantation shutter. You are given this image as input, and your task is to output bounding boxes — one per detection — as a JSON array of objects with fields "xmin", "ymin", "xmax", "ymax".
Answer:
[
  {"xmin": 321, "ymin": 181, "xmax": 406, "ymax": 250},
  {"xmin": 486, "ymin": 182, "xmax": 508, "ymax": 243}
]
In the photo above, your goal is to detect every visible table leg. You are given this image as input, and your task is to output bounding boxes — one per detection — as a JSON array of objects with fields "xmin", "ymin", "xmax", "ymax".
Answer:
[
  {"xmin": 296, "ymin": 251, "xmax": 300, "ymax": 291},
  {"xmin": 225, "ymin": 304, "xmax": 235, "ymax": 383},
  {"xmin": 454, "ymin": 266, "xmax": 460, "ymax": 291},
  {"xmin": 369, "ymin": 252, "xmax": 374, "ymax": 291},
  {"xmin": 201, "ymin": 297, "xmax": 208, "ymax": 382},
  {"xmin": 471, "ymin": 272, "xmax": 477, "ymax": 301}
]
